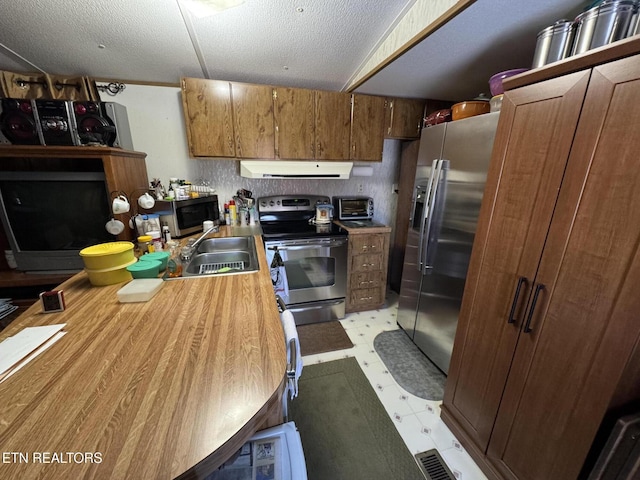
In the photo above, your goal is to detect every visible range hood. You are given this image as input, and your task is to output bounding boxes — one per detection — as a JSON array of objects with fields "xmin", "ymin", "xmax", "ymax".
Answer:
[{"xmin": 240, "ymin": 160, "xmax": 352, "ymax": 179}]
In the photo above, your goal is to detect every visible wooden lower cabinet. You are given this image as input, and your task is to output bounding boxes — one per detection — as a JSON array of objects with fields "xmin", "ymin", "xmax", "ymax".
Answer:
[
  {"xmin": 343, "ymin": 227, "xmax": 390, "ymax": 313},
  {"xmin": 441, "ymin": 51, "xmax": 640, "ymax": 480}
]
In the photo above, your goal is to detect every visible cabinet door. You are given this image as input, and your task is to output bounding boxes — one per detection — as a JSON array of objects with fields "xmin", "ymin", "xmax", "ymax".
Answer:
[
  {"xmin": 351, "ymin": 94, "xmax": 386, "ymax": 161},
  {"xmin": 273, "ymin": 87, "xmax": 314, "ymax": 159},
  {"xmin": 315, "ymin": 90, "xmax": 351, "ymax": 160},
  {"xmin": 441, "ymin": 70, "xmax": 590, "ymax": 452},
  {"xmin": 487, "ymin": 53, "xmax": 640, "ymax": 480},
  {"xmin": 385, "ymin": 97, "xmax": 425, "ymax": 139},
  {"xmin": 231, "ymin": 83, "xmax": 275, "ymax": 159},
  {"xmin": 181, "ymin": 78, "xmax": 235, "ymax": 157}
]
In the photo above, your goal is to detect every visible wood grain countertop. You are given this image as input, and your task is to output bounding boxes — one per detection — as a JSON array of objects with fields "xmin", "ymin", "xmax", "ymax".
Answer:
[
  {"xmin": 333, "ymin": 220, "xmax": 392, "ymax": 235},
  {"xmin": 0, "ymin": 228, "xmax": 286, "ymax": 480}
]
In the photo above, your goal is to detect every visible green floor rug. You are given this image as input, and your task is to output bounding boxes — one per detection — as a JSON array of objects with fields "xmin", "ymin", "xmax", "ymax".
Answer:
[{"xmin": 290, "ymin": 357, "xmax": 426, "ymax": 480}]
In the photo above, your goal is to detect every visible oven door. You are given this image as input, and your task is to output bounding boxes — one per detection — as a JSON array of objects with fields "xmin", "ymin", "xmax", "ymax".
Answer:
[{"xmin": 265, "ymin": 236, "xmax": 348, "ymax": 323}]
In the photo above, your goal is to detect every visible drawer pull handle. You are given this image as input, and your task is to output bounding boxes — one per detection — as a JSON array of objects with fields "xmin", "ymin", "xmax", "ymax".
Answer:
[
  {"xmin": 359, "ymin": 280, "xmax": 375, "ymax": 286},
  {"xmin": 508, "ymin": 276, "xmax": 528, "ymax": 325},
  {"xmin": 362, "ymin": 263, "xmax": 376, "ymax": 267},
  {"xmin": 523, "ymin": 283, "xmax": 545, "ymax": 333},
  {"xmin": 359, "ymin": 296, "xmax": 373, "ymax": 301}
]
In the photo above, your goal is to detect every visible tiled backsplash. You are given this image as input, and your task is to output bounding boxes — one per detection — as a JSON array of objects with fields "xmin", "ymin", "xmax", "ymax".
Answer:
[{"xmin": 191, "ymin": 140, "xmax": 402, "ymax": 230}]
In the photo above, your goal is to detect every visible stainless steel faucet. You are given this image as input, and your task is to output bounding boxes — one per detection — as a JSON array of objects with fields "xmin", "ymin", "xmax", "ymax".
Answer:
[{"xmin": 180, "ymin": 225, "xmax": 218, "ymax": 262}]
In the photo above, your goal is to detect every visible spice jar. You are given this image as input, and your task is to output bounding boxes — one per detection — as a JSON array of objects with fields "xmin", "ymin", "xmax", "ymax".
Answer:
[
  {"xmin": 146, "ymin": 230, "xmax": 163, "ymax": 252},
  {"xmin": 137, "ymin": 235, "xmax": 153, "ymax": 254}
]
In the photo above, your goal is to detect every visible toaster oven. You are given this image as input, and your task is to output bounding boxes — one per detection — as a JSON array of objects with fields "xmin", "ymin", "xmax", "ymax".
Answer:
[{"xmin": 332, "ymin": 196, "xmax": 374, "ymax": 220}]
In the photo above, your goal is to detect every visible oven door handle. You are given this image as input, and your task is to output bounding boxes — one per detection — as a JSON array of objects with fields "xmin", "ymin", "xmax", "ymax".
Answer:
[{"xmin": 267, "ymin": 240, "xmax": 347, "ymax": 251}]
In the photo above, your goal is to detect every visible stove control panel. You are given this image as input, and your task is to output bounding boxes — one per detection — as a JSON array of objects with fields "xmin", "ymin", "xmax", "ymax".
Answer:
[{"xmin": 258, "ymin": 195, "xmax": 331, "ymax": 213}]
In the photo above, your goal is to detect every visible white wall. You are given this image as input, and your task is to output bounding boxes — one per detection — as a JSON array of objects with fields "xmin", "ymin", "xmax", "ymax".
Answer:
[{"xmin": 101, "ymin": 84, "xmax": 402, "ymax": 232}]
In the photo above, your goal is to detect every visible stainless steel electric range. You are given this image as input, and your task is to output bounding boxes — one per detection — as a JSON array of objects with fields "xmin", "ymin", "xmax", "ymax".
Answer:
[{"xmin": 258, "ymin": 194, "xmax": 348, "ymax": 325}]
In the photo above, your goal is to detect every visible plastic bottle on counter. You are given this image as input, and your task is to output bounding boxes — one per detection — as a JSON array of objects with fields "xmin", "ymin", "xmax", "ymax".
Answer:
[
  {"xmin": 161, "ymin": 222, "xmax": 171, "ymax": 246},
  {"xmin": 223, "ymin": 203, "xmax": 230, "ymax": 225},
  {"xmin": 228, "ymin": 200, "xmax": 237, "ymax": 226}
]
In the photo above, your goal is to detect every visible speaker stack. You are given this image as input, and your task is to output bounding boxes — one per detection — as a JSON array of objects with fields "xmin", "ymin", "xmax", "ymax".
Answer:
[{"xmin": 0, "ymin": 99, "xmax": 133, "ymax": 149}]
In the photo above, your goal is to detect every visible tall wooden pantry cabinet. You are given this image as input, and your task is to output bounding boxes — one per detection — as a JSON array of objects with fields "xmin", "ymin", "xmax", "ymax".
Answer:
[{"xmin": 441, "ymin": 41, "xmax": 640, "ymax": 480}]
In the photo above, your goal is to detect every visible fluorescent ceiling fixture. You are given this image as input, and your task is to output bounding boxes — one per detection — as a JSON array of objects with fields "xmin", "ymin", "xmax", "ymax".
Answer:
[{"xmin": 180, "ymin": 0, "xmax": 245, "ymax": 18}]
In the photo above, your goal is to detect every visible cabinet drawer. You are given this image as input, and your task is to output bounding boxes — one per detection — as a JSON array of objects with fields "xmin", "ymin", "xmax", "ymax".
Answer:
[
  {"xmin": 349, "ymin": 287, "xmax": 384, "ymax": 308},
  {"xmin": 350, "ymin": 271, "xmax": 383, "ymax": 290},
  {"xmin": 351, "ymin": 253, "xmax": 384, "ymax": 272},
  {"xmin": 350, "ymin": 234, "xmax": 385, "ymax": 254}
]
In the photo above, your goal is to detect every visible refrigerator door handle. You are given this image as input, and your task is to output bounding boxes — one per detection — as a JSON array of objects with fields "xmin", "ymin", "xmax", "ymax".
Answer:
[
  {"xmin": 421, "ymin": 159, "xmax": 444, "ymax": 274},
  {"xmin": 416, "ymin": 159, "xmax": 439, "ymax": 271}
]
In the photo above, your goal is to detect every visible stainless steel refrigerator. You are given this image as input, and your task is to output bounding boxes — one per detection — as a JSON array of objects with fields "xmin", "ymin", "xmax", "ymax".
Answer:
[{"xmin": 397, "ymin": 112, "xmax": 499, "ymax": 374}]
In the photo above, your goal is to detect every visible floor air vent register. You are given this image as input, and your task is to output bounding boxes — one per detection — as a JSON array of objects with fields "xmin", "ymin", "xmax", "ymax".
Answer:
[{"xmin": 415, "ymin": 449, "xmax": 455, "ymax": 480}]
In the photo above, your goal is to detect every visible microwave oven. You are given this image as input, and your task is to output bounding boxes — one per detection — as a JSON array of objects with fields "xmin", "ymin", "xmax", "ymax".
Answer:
[
  {"xmin": 332, "ymin": 196, "xmax": 374, "ymax": 220},
  {"xmin": 148, "ymin": 195, "xmax": 219, "ymax": 237}
]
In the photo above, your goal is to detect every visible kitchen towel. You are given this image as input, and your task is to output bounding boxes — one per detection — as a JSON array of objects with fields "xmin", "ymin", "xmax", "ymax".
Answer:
[{"xmin": 281, "ymin": 309, "xmax": 303, "ymax": 410}]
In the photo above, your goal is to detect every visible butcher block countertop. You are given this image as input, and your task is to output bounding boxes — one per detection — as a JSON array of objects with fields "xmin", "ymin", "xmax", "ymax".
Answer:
[{"xmin": 0, "ymin": 228, "xmax": 286, "ymax": 480}]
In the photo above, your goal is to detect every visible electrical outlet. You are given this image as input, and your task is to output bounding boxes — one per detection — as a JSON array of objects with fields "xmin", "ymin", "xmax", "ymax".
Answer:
[{"xmin": 357, "ymin": 183, "xmax": 363, "ymax": 193}]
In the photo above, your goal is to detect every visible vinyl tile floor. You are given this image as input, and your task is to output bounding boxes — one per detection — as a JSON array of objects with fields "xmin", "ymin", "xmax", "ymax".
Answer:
[{"xmin": 300, "ymin": 291, "xmax": 488, "ymax": 480}]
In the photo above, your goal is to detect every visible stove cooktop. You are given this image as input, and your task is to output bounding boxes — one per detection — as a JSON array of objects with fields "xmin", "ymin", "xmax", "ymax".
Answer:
[
  {"xmin": 258, "ymin": 194, "xmax": 347, "ymax": 240},
  {"xmin": 260, "ymin": 221, "xmax": 347, "ymax": 240}
]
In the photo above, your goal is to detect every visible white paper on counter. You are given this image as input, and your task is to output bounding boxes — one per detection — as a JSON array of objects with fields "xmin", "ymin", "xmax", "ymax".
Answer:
[
  {"xmin": 0, "ymin": 324, "xmax": 66, "ymax": 381},
  {"xmin": 0, "ymin": 331, "xmax": 66, "ymax": 383}
]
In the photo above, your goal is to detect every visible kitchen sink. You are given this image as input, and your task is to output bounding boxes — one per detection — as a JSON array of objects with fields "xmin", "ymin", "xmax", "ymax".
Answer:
[
  {"xmin": 165, "ymin": 235, "xmax": 260, "ymax": 279},
  {"xmin": 195, "ymin": 236, "xmax": 254, "ymax": 254}
]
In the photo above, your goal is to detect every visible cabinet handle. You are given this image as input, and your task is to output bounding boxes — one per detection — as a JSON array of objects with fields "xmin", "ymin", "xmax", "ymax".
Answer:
[
  {"xmin": 362, "ymin": 263, "xmax": 376, "ymax": 267},
  {"xmin": 359, "ymin": 280, "xmax": 375, "ymax": 286},
  {"xmin": 508, "ymin": 276, "xmax": 528, "ymax": 324},
  {"xmin": 359, "ymin": 296, "xmax": 373, "ymax": 301},
  {"xmin": 523, "ymin": 283, "xmax": 545, "ymax": 333}
]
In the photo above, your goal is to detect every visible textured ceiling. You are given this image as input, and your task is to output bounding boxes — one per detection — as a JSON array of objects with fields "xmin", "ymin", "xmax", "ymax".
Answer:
[{"xmin": 0, "ymin": 0, "xmax": 593, "ymax": 102}]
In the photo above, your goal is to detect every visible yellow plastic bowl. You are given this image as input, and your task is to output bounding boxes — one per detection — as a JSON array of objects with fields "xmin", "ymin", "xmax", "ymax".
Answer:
[
  {"xmin": 85, "ymin": 258, "xmax": 137, "ymax": 286},
  {"xmin": 79, "ymin": 242, "xmax": 135, "ymax": 270}
]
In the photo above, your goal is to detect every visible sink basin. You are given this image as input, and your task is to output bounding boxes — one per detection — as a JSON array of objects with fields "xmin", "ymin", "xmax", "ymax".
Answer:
[
  {"xmin": 170, "ymin": 235, "xmax": 260, "ymax": 279},
  {"xmin": 196, "ymin": 236, "xmax": 254, "ymax": 254}
]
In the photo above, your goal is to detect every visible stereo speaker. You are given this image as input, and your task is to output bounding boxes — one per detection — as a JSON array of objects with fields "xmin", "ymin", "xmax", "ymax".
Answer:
[
  {"xmin": 73, "ymin": 101, "xmax": 133, "ymax": 150},
  {"xmin": 0, "ymin": 98, "xmax": 42, "ymax": 145}
]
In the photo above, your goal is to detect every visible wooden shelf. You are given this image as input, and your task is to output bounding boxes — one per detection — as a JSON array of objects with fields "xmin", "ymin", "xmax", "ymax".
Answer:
[{"xmin": 0, "ymin": 270, "xmax": 74, "ymax": 289}]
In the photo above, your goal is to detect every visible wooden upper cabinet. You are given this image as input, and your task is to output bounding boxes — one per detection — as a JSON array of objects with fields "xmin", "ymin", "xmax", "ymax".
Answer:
[
  {"xmin": 181, "ymin": 78, "xmax": 235, "ymax": 157},
  {"xmin": 351, "ymin": 94, "xmax": 386, "ymax": 162},
  {"xmin": 273, "ymin": 87, "xmax": 315, "ymax": 159},
  {"xmin": 315, "ymin": 90, "xmax": 351, "ymax": 160},
  {"xmin": 231, "ymin": 82, "xmax": 275, "ymax": 159},
  {"xmin": 385, "ymin": 97, "xmax": 425, "ymax": 139}
]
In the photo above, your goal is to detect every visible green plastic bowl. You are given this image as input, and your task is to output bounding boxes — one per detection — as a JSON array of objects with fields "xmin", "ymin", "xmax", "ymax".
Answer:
[
  {"xmin": 126, "ymin": 259, "xmax": 161, "ymax": 279},
  {"xmin": 139, "ymin": 251, "xmax": 170, "ymax": 270}
]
